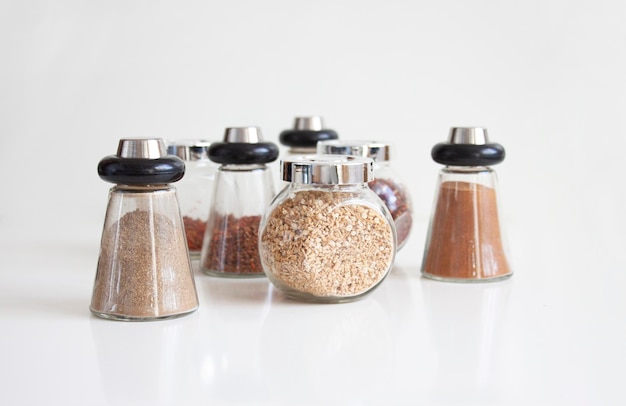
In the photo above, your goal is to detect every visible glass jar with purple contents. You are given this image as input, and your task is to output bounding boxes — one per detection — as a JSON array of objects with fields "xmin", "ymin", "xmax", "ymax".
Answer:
[{"xmin": 317, "ymin": 140, "xmax": 413, "ymax": 250}]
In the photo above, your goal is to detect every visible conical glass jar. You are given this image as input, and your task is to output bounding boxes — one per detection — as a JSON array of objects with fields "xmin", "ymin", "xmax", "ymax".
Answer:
[
  {"xmin": 200, "ymin": 127, "xmax": 278, "ymax": 277},
  {"xmin": 259, "ymin": 155, "xmax": 397, "ymax": 303},
  {"xmin": 421, "ymin": 127, "xmax": 512, "ymax": 282},
  {"xmin": 167, "ymin": 139, "xmax": 218, "ymax": 259},
  {"xmin": 317, "ymin": 140, "xmax": 413, "ymax": 250},
  {"xmin": 91, "ymin": 138, "xmax": 199, "ymax": 320}
]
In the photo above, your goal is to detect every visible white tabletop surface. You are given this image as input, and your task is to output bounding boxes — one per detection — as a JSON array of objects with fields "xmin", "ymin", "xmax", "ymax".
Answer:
[{"xmin": 1, "ymin": 205, "xmax": 625, "ymax": 406}]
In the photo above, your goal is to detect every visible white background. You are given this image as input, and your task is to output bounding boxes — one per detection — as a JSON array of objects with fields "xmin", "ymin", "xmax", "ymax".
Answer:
[{"xmin": 1, "ymin": 1, "xmax": 625, "ymax": 405}]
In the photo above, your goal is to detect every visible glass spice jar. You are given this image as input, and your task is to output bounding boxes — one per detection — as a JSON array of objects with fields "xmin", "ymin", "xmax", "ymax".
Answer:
[
  {"xmin": 317, "ymin": 140, "xmax": 414, "ymax": 250},
  {"xmin": 167, "ymin": 140, "xmax": 218, "ymax": 259},
  {"xmin": 259, "ymin": 155, "xmax": 397, "ymax": 303},
  {"xmin": 278, "ymin": 116, "xmax": 338, "ymax": 154},
  {"xmin": 91, "ymin": 138, "xmax": 199, "ymax": 321},
  {"xmin": 421, "ymin": 127, "xmax": 513, "ymax": 282},
  {"xmin": 200, "ymin": 127, "xmax": 279, "ymax": 277}
]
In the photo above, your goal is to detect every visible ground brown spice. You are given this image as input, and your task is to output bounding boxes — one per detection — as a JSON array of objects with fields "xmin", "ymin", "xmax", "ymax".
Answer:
[
  {"xmin": 201, "ymin": 213, "xmax": 263, "ymax": 275},
  {"xmin": 91, "ymin": 209, "xmax": 198, "ymax": 319},
  {"xmin": 422, "ymin": 181, "xmax": 511, "ymax": 280}
]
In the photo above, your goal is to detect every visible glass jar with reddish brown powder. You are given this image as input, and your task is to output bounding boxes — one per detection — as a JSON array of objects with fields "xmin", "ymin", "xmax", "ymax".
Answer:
[
  {"xmin": 167, "ymin": 140, "xmax": 218, "ymax": 259},
  {"xmin": 200, "ymin": 127, "xmax": 279, "ymax": 278},
  {"xmin": 421, "ymin": 127, "xmax": 512, "ymax": 282}
]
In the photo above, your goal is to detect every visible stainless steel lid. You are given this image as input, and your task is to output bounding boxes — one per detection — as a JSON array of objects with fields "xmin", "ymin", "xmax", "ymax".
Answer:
[
  {"xmin": 293, "ymin": 116, "xmax": 324, "ymax": 131},
  {"xmin": 224, "ymin": 126, "xmax": 263, "ymax": 143},
  {"xmin": 117, "ymin": 138, "xmax": 167, "ymax": 159},
  {"xmin": 317, "ymin": 140, "xmax": 390, "ymax": 162},
  {"xmin": 167, "ymin": 140, "xmax": 212, "ymax": 161},
  {"xmin": 448, "ymin": 127, "xmax": 489, "ymax": 145},
  {"xmin": 281, "ymin": 154, "xmax": 374, "ymax": 184}
]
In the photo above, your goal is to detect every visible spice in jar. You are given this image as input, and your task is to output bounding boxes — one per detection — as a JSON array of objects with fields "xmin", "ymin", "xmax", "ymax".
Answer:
[
  {"xmin": 422, "ymin": 181, "xmax": 511, "ymax": 279},
  {"xmin": 91, "ymin": 138, "xmax": 199, "ymax": 320},
  {"xmin": 92, "ymin": 209, "xmax": 198, "ymax": 318},
  {"xmin": 368, "ymin": 177, "xmax": 413, "ymax": 249},
  {"xmin": 183, "ymin": 216, "xmax": 207, "ymax": 251},
  {"xmin": 317, "ymin": 140, "xmax": 413, "ymax": 250},
  {"xmin": 261, "ymin": 190, "xmax": 395, "ymax": 298},
  {"xmin": 259, "ymin": 155, "xmax": 396, "ymax": 302},
  {"xmin": 201, "ymin": 213, "xmax": 263, "ymax": 275},
  {"xmin": 421, "ymin": 127, "xmax": 512, "ymax": 282},
  {"xmin": 200, "ymin": 127, "xmax": 278, "ymax": 277},
  {"xmin": 167, "ymin": 140, "xmax": 217, "ymax": 258}
]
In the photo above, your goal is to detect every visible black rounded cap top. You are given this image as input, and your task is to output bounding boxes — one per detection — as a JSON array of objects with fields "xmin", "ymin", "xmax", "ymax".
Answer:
[
  {"xmin": 279, "ymin": 129, "xmax": 339, "ymax": 148},
  {"xmin": 98, "ymin": 138, "xmax": 185, "ymax": 185},
  {"xmin": 279, "ymin": 116, "xmax": 338, "ymax": 148},
  {"xmin": 208, "ymin": 127, "xmax": 279, "ymax": 164},
  {"xmin": 98, "ymin": 156, "xmax": 185, "ymax": 185},
  {"xmin": 208, "ymin": 142, "xmax": 279, "ymax": 164},
  {"xmin": 431, "ymin": 143, "xmax": 505, "ymax": 166},
  {"xmin": 431, "ymin": 127, "xmax": 505, "ymax": 166}
]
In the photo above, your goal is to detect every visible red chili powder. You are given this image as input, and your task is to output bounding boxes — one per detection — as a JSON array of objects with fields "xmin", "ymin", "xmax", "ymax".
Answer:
[{"xmin": 422, "ymin": 181, "xmax": 511, "ymax": 280}]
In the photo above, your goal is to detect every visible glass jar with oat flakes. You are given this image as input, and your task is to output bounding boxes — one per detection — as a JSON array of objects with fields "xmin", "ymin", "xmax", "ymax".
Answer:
[
  {"xmin": 259, "ymin": 155, "xmax": 397, "ymax": 303},
  {"xmin": 317, "ymin": 140, "xmax": 413, "ymax": 250},
  {"xmin": 167, "ymin": 140, "xmax": 218, "ymax": 259}
]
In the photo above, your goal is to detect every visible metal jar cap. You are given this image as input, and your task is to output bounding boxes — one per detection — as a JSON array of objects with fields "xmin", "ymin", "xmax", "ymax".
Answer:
[
  {"xmin": 317, "ymin": 140, "xmax": 390, "ymax": 162},
  {"xmin": 224, "ymin": 126, "xmax": 263, "ymax": 143},
  {"xmin": 167, "ymin": 140, "xmax": 213, "ymax": 161},
  {"xmin": 448, "ymin": 127, "xmax": 489, "ymax": 145},
  {"xmin": 208, "ymin": 127, "xmax": 279, "ymax": 165},
  {"xmin": 281, "ymin": 154, "xmax": 374, "ymax": 185},
  {"xmin": 293, "ymin": 116, "xmax": 324, "ymax": 131},
  {"xmin": 117, "ymin": 138, "xmax": 167, "ymax": 159}
]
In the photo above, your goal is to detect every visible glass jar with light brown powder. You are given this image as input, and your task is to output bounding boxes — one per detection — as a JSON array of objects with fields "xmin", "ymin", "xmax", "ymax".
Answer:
[{"xmin": 91, "ymin": 138, "xmax": 199, "ymax": 320}]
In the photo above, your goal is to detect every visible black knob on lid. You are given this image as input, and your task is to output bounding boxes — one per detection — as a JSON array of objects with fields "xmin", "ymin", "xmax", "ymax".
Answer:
[
  {"xmin": 279, "ymin": 116, "xmax": 338, "ymax": 148},
  {"xmin": 98, "ymin": 138, "xmax": 185, "ymax": 185},
  {"xmin": 431, "ymin": 127, "xmax": 505, "ymax": 166},
  {"xmin": 208, "ymin": 127, "xmax": 279, "ymax": 165}
]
